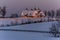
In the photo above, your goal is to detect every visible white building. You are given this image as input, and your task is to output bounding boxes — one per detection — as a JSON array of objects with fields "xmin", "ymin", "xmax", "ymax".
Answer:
[
  {"xmin": 21, "ymin": 8, "xmax": 45, "ymax": 18},
  {"xmin": 21, "ymin": 10, "xmax": 28, "ymax": 17},
  {"xmin": 27, "ymin": 10, "xmax": 34, "ymax": 17},
  {"xmin": 39, "ymin": 11, "xmax": 45, "ymax": 17},
  {"xmin": 32, "ymin": 10, "xmax": 38, "ymax": 17}
]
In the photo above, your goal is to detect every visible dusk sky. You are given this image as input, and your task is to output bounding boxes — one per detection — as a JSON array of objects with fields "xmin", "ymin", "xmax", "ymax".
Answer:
[{"xmin": 0, "ymin": 0, "xmax": 60, "ymax": 16}]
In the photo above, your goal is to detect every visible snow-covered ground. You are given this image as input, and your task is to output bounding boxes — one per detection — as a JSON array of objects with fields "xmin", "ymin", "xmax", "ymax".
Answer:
[
  {"xmin": 0, "ymin": 18, "xmax": 60, "ymax": 40},
  {"xmin": 0, "ymin": 17, "xmax": 56, "ymax": 26},
  {"xmin": 0, "ymin": 31, "xmax": 60, "ymax": 40},
  {"xmin": 0, "ymin": 21, "xmax": 57, "ymax": 31},
  {"xmin": 0, "ymin": 17, "xmax": 48, "ymax": 26}
]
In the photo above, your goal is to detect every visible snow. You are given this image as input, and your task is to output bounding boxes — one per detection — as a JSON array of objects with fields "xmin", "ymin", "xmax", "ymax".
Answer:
[
  {"xmin": 0, "ymin": 31, "xmax": 60, "ymax": 40},
  {"xmin": 0, "ymin": 18, "xmax": 59, "ymax": 40},
  {"xmin": 0, "ymin": 23, "xmax": 46, "ymax": 31},
  {"xmin": 0, "ymin": 21, "xmax": 57, "ymax": 31},
  {"xmin": 0, "ymin": 17, "xmax": 48, "ymax": 26}
]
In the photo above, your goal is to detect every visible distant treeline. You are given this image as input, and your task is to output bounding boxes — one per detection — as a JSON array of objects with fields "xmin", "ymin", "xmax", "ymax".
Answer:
[{"xmin": 0, "ymin": 7, "xmax": 60, "ymax": 18}]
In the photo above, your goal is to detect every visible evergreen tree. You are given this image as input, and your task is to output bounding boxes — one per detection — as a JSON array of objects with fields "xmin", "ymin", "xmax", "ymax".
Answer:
[
  {"xmin": 50, "ymin": 23, "xmax": 59, "ymax": 37},
  {"xmin": 1, "ymin": 6, "xmax": 6, "ymax": 17}
]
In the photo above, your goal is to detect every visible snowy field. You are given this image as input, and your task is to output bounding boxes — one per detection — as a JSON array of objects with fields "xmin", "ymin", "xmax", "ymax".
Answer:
[
  {"xmin": 0, "ymin": 21, "xmax": 57, "ymax": 31},
  {"xmin": 0, "ymin": 18, "xmax": 60, "ymax": 40},
  {"xmin": 0, "ymin": 31, "xmax": 60, "ymax": 40}
]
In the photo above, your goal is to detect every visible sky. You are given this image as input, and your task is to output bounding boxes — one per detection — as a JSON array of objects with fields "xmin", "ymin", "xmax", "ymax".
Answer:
[{"xmin": 0, "ymin": 0, "xmax": 60, "ymax": 16}]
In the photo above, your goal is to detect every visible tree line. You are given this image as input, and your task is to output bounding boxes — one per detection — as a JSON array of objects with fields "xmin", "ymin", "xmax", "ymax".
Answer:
[{"xmin": 0, "ymin": 7, "xmax": 60, "ymax": 18}]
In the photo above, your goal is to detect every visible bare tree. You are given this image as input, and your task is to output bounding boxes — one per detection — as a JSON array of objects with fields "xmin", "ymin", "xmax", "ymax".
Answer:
[
  {"xmin": 48, "ymin": 11, "xmax": 51, "ymax": 17},
  {"xmin": 44, "ymin": 10, "xmax": 47, "ymax": 16},
  {"xmin": 51, "ymin": 10, "xmax": 55, "ymax": 17},
  {"xmin": 56, "ymin": 9, "xmax": 60, "ymax": 17}
]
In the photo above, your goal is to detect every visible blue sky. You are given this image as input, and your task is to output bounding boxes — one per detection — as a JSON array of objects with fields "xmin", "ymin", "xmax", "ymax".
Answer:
[{"xmin": 0, "ymin": 0, "xmax": 60, "ymax": 16}]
